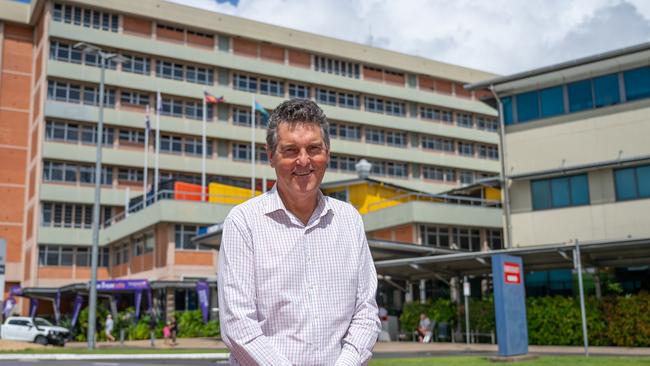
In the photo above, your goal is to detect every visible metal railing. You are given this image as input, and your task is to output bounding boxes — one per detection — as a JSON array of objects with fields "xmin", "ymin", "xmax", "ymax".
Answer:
[{"xmin": 366, "ymin": 192, "xmax": 502, "ymax": 212}]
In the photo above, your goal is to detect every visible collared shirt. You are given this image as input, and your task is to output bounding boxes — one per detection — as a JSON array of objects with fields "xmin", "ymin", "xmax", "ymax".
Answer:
[{"xmin": 218, "ymin": 186, "xmax": 381, "ymax": 366}]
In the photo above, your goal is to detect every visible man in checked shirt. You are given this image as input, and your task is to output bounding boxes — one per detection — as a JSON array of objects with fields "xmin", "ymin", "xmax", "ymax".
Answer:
[{"xmin": 218, "ymin": 99, "xmax": 381, "ymax": 365}]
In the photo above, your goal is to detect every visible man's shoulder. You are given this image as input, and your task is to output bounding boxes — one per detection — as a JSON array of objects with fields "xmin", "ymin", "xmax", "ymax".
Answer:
[
  {"xmin": 326, "ymin": 196, "xmax": 362, "ymax": 220},
  {"xmin": 225, "ymin": 191, "xmax": 270, "ymax": 221}
]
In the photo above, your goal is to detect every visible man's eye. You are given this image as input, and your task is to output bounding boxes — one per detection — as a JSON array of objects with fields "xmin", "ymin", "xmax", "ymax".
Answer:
[{"xmin": 309, "ymin": 146, "xmax": 322, "ymax": 154}]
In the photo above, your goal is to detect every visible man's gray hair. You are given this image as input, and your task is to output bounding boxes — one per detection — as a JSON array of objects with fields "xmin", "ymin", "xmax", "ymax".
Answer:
[{"xmin": 266, "ymin": 98, "xmax": 330, "ymax": 154}]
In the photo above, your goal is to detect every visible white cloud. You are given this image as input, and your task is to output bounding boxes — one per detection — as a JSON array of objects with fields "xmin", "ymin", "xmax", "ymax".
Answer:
[{"xmin": 168, "ymin": 0, "xmax": 650, "ymax": 75}]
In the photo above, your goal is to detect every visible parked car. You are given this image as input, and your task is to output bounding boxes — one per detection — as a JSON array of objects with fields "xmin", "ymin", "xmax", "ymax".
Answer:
[{"xmin": 0, "ymin": 316, "xmax": 69, "ymax": 346}]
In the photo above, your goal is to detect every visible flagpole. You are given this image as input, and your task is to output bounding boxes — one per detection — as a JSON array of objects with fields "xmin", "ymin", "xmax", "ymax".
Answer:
[
  {"xmin": 154, "ymin": 90, "xmax": 161, "ymax": 202},
  {"xmin": 201, "ymin": 91, "xmax": 207, "ymax": 202},
  {"xmin": 143, "ymin": 105, "xmax": 150, "ymax": 206},
  {"xmin": 251, "ymin": 95, "xmax": 256, "ymax": 197}
]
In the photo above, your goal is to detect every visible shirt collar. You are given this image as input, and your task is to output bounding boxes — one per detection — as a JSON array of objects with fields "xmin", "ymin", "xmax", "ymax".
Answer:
[{"xmin": 264, "ymin": 185, "xmax": 332, "ymax": 227}]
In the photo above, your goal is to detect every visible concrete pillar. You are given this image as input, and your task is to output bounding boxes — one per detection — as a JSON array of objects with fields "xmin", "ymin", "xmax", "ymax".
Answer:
[
  {"xmin": 419, "ymin": 279, "xmax": 427, "ymax": 304},
  {"xmin": 481, "ymin": 277, "xmax": 489, "ymax": 298},
  {"xmin": 405, "ymin": 281, "xmax": 413, "ymax": 303},
  {"xmin": 450, "ymin": 277, "xmax": 460, "ymax": 304},
  {"xmin": 594, "ymin": 270, "xmax": 602, "ymax": 300}
]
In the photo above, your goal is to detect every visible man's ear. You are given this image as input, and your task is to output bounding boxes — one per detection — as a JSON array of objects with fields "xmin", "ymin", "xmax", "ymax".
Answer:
[{"xmin": 266, "ymin": 145, "xmax": 275, "ymax": 168}]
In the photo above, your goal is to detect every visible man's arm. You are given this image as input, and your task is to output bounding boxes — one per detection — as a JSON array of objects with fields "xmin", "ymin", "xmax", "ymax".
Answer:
[
  {"xmin": 217, "ymin": 215, "xmax": 292, "ymax": 366},
  {"xmin": 335, "ymin": 215, "xmax": 382, "ymax": 366}
]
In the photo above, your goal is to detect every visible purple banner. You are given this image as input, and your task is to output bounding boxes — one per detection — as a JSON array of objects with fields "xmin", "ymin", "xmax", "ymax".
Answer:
[
  {"xmin": 96, "ymin": 279, "xmax": 150, "ymax": 291},
  {"xmin": 2, "ymin": 297, "xmax": 15, "ymax": 317},
  {"xmin": 54, "ymin": 291, "xmax": 61, "ymax": 323},
  {"xmin": 134, "ymin": 290, "xmax": 142, "ymax": 320},
  {"xmin": 196, "ymin": 281, "xmax": 209, "ymax": 324},
  {"xmin": 70, "ymin": 294, "xmax": 84, "ymax": 329},
  {"xmin": 29, "ymin": 298, "xmax": 38, "ymax": 318},
  {"xmin": 9, "ymin": 286, "xmax": 22, "ymax": 297},
  {"xmin": 147, "ymin": 289, "xmax": 153, "ymax": 314}
]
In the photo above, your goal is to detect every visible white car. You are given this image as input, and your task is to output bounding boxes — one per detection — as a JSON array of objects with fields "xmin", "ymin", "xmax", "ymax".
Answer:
[{"xmin": 0, "ymin": 317, "xmax": 69, "ymax": 346}]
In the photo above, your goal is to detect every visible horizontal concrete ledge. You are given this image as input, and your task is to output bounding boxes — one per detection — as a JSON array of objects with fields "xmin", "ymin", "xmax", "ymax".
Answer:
[{"xmin": 0, "ymin": 353, "xmax": 230, "ymax": 361}]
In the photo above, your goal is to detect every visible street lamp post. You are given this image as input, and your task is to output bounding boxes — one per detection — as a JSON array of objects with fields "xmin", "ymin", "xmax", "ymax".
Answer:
[{"xmin": 73, "ymin": 43, "xmax": 125, "ymax": 349}]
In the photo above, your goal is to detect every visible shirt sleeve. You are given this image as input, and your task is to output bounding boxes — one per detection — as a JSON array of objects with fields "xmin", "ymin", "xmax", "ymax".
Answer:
[
  {"xmin": 335, "ymin": 215, "xmax": 381, "ymax": 366},
  {"xmin": 217, "ymin": 214, "xmax": 293, "ymax": 366}
]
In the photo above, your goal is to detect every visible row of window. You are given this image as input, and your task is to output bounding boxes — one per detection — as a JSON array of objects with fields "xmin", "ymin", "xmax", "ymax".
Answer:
[
  {"xmin": 175, "ymin": 225, "xmax": 211, "ymax": 251},
  {"xmin": 420, "ymin": 107, "xmax": 499, "ymax": 131},
  {"xmin": 38, "ymin": 245, "xmax": 110, "ymax": 267},
  {"xmin": 113, "ymin": 232, "xmax": 155, "ymax": 265},
  {"xmin": 41, "ymin": 202, "xmax": 114, "ymax": 229},
  {"xmin": 530, "ymin": 164, "xmax": 650, "ymax": 211},
  {"xmin": 53, "ymin": 3, "xmax": 119, "ymax": 32},
  {"xmin": 47, "ymin": 80, "xmax": 116, "ymax": 107},
  {"xmin": 420, "ymin": 226, "xmax": 503, "ymax": 251},
  {"xmin": 503, "ymin": 66, "xmax": 650, "ymax": 125},
  {"xmin": 43, "ymin": 161, "xmax": 146, "ymax": 185}
]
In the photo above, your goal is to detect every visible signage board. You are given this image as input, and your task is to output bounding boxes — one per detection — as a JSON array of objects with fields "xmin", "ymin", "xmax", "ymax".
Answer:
[
  {"xmin": 492, "ymin": 254, "xmax": 528, "ymax": 357},
  {"xmin": 504, "ymin": 262, "xmax": 521, "ymax": 284}
]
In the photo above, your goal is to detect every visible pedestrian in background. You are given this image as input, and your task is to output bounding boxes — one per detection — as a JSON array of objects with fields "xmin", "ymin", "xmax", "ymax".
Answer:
[{"xmin": 105, "ymin": 314, "xmax": 115, "ymax": 342}]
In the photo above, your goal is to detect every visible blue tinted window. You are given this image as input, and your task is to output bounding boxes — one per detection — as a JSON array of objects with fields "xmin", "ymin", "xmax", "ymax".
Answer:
[
  {"xmin": 551, "ymin": 177, "xmax": 570, "ymax": 207},
  {"xmin": 624, "ymin": 67, "xmax": 650, "ymax": 101},
  {"xmin": 501, "ymin": 96, "xmax": 514, "ymax": 125},
  {"xmin": 568, "ymin": 79, "xmax": 593, "ymax": 112},
  {"xmin": 532, "ymin": 174, "xmax": 589, "ymax": 210},
  {"xmin": 615, "ymin": 168, "xmax": 637, "ymax": 201},
  {"xmin": 531, "ymin": 180, "xmax": 551, "ymax": 210},
  {"xmin": 570, "ymin": 175, "xmax": 590, "ymax": 205},
  {"xmin": 517, "ymin": 91, "xmax": 539, "ymax": 122},
  {"xmin": 638, "ymin": 166, "xmax": 650, "ymax": 198},
  {"xmin": 540, "ymin": 86, "xmax": 564, "ymax": 117},
  {"xmin": 593, "ymin": 74, "xmax": 620, "ymax": 108}
]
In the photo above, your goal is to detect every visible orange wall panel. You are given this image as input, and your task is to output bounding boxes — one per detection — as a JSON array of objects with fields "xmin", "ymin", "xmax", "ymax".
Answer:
[
  {"xmin": 142, "ymin": 252, "xmax": 154, "ymax": 271},
  {"xmin": 0, "ymin": 110, "xmax": 28, "ymax": 146},
  {"xmin": 384, "ymin": 73, "xmax": 405, "ymax": 86},
  {"xmin": 30, "ymin": 127, "xmax": 38, "ymax": 161},
  {"xmin": 24, "ymin": 247, "xmax": 31, "ymax": 281},
  {"xmin": 0, "ymin": 187, "xmax": 24, "ymax": 222},
  {"xmin": 155, "ymin": 224, "xmax": 168, "ymax": 267},
  {"xmin": 370, "ymin": 229, "xmax": 392, "ymax": 241},
  {"xmin": 260, "ymin": 44, "xmax": 284, "ymax": 63},
  {"xmin": 475, "ymin": 90, "xmax": 492, "ymax": 100},
  {"xmin": 0, "ymin": 147, "xmax": 26, "ymax": 184},
  {"xmin": 2, "ymin": 37, "xmax": 33, "ymax": 73},
  {"xmin": 0, "ymin": 73, "xmax": 31, "ymax": 110},
  {"xmin": 28, "ymin": 167, "xmax": 36, "ymax": 200},
  {"xmin": 174, "ymin": 251, "xmax": 213, "ymax": 266},
  {"xmin": 34, "ymin": 48, "xmax": 43, "ymax": 86},
  {"xmin": 32, "ymin": 89, "xmax": 41, "ymax": 123},
  {"xmin": 38, "ymin": 266, "xmax": 73, "ymax": 279},
  {"xmin": 0, "ymin": 226, "xmax": 23, "ymax": 262},
  {"xmin": 233, "ymin": 38, "xmax": 258, "ymax": 58},
  {"xmin": 288, "ymin": 49, "xmax": 310, "ymax": 68},
  {"xmin": 123, "ymin": 16, "xmax": 152, "ymax": 37}
]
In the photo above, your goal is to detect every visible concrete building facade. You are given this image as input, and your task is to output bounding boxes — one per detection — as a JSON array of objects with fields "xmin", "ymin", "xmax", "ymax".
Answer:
[{"xmin": 0, "ymin": 0, "xmax": 502, "ymax": 315}]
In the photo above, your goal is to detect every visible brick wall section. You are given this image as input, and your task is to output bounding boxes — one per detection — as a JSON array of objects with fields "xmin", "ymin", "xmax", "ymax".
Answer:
[
  {"xmin": 454, "ymin": 82, "xmax": 472, "ymax": 98},
  {"xmin": 156, "ymin": 26, "xmax": 184, "ymax": 43},
  {"xmin": 233, "ymin": 38, "xmax": 258, "ymax": 58},
  {"xmin": 369, "ymin": 224, "xmax": 416, "ymax": 244},
  {"xmin": 260, "ymin": 43, "xmax": 284, "ymax": 63},
  {"xmin": 174, "ymin": 251, "xmax": 214, "ymax": 266},
  {"xmin": 187, "ymin": 33, "xmax": 213, "ymax": 49},
  {"xmin": 123, "ymin": 15, "xmax": 152, "ymax": 37},
  {"xmin": 288, "ymin": 49, "xmax": 310, "ymax": 68},
  {"xmin": 435, "ymin": 79, "xmax": 453, "ymax": 94}
]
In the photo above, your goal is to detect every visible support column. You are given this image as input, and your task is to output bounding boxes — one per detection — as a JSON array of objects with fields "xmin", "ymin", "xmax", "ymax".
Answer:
[
  {"xmin": 593, "ymin": 270, "xmax": 602, "ymax": 300},
  {"xmin": 405, "ymin": 280, "xmax": 413, "ymax": 303},
  {"xmin": 419, "ymin": 279, "xmax": 426, "ymax": 304}
]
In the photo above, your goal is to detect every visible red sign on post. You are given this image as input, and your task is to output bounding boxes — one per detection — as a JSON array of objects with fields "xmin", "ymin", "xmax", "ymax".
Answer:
[{"xmin": 504, "ymin": 262, "xmax": 521, "ymax": 284}]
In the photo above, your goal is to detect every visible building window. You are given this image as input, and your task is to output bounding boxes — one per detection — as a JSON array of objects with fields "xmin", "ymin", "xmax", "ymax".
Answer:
[
  {"xmin": 386, "ymin": 131, "xmax": 407, "ymax": 147},
  {"xmin": 460, "ymin": 170, "xmax": 474, "ymax": 185},
  {"xmin": 53, "ymin": 3, "xmax": 119, "ymax": 32},
  {"xmin": 531, "ymin": 174, "xmax": 590, "ymax": 210},
  {"xmin": 593, "ymin": 73, "xmax": 620, "ymax": 108},
  {"xmin": 452, "ymin": 228, "xmax": 481, "ymax": 251},
  {"xmin": 624, "ymin": 66, "xmax": 650, "ymax": 101},
  {"xmin": 457, "ymin": 113, "xmax": 473, "ymax": 128},
  {"xmin": 233, "ymin": 74, "xmax": 258, "ymax": 92},
  {"xmin": 233, "ymin": 143, "xmax": 251, "ymax": 161},
  {"xmin": 260, "ymin": 78, "xmax": 284, "ymax": 97},
  {"xmin": 329, "ymin": 122, "xmax": 361, "ymax": 141},
  {"xmin": 122, "ymin": 54, "xmax": 150, "ymax": 75},
  {"xmin": 120, "ymin": 91, "xmax": 150, "ymax": 107},
  {"xmin": 478, "ymin": 145, "xmax": 499, "ymax": 160},
  {"xmin": 175, "ymin": 224, "xmax": 209, "ymax": 250},
  {"xmin": 422, "ymin": 166, "xmax": 444, "ymax": 181},
  {"xmin": 387, "ymin": 162, "xmax": 408, "ymax": 177},
  {"xmin": 502, "ymin": 96, "xmax": 514, "ymax": 125},
  {"xmin": 364, "ymin": 96, "xmax": 405, "ymax": 116},
  {"xmin": 329, "ymin": 155, "xmax": 357, "ymax": 172},
  {"xmin": 41, "ymin": 202, "xmax": 114, "ymax": 229},
  {"xmin": 458, "ymin": 142, "xmax": 474, "ymax": 157},
  {"xmin": 421, "ymin": 136, "xmax": 454, "ymax": 152},
  {"xmin": 365, "ymin": 128, "xmax": 384, "ymax": 144},
  {"xmin": 315, "ymin": 88, "xmax": 337, "ymax": 106},
  {"xmin": 420, "ymin": 107, "xmax": 453, "ymax": 123},
  {"xmin": 420, "ymin": 226, "xmax": 450, "ymax": 248},
  {"xmin": 568, "ymin": 79, "xmax": 593, "ymax": 113},
  {"xmin": 119, "ymin": 129, "xmax": 145, "ymax": 145},
  {"xmin": 540, "ymin": 86, "xmax": 564, "ymax": 118},
  {"xmin": 313, "ymin": 55, "xmax": 360, "ymax": 79},
  {"xmin": 156, "ymin": 61, "xmax": 184, "ymax": 81},
  {"xmin": 160, "ymin": 135, "xmax": 183, "ymax": 153},
  {"xmin": 614, "ymin": 164, "xmax": 650, "ymax": 201},
  {"xmin": 476, "ymin": 117, "xmax": 499, "ymax": 132},
  {"xmin": 118, "ymin": 168, "xmax": 144, "ymax": 183},
  {"xmin": 288, "ymin": 83, "xmax": 310, "ymax": 99}
]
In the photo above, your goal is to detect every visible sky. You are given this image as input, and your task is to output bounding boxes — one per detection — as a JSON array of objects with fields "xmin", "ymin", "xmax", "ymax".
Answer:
[{"xmin": 168, "ymin": 0, "xmax": 650, "ymax": 75}]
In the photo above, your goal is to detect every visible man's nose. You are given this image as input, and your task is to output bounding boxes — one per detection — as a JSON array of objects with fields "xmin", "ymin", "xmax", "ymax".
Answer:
[{"xmin": 296, "ymin": 149, "xmax": 309, "ymax": 165}]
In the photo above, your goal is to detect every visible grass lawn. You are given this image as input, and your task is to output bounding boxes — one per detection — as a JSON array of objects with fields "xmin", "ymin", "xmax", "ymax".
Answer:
[
  {"xmin": 370, "ymin": 356, "xmax": 650, "ymax": 366},
  {"xmin": 0, "ymin": 347, "xmax": 228, "ymax": 354}
]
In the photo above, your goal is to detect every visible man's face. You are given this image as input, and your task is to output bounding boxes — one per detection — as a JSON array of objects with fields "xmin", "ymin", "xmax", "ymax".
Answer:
[{"xmin": 269, "ymin": 122, "xmax": 329, "ymax": 200}]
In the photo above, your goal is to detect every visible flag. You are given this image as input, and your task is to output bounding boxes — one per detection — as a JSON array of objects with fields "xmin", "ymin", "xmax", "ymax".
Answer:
[
  {"xmin": 254, "ymin": 101, "xmax": 269, "ymax": 117},
  {"xmin": 204, "ymin": 91, "xmax": 224, "ymax": 104}
]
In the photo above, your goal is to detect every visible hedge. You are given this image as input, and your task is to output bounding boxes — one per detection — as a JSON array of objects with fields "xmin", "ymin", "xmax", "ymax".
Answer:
[{"xmin": 400, "ymin": 292, "xmax": 650, "ymax": 346}]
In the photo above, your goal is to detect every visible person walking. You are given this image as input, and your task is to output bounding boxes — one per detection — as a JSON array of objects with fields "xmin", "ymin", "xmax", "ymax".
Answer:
[
  {"xmin": 104, "ymin": 314, "xmax": 115, "ymax": 342},
  {"xmin": 170, "ymin": 316, "xmax": 178, "ymax": 346}
]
